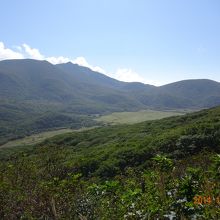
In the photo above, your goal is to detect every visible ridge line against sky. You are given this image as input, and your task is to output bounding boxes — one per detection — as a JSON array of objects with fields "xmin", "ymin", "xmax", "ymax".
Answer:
[
  {"xmin": 1, "ymin": 1, "xmax": 220, "ymax": 85},
  {"xmin": 0, "ymin": 41, "xmax": 157, "ymax": 85},
  {"xmin": 0, "ymin": 41, "xmax": 219, "ymax": 86}
]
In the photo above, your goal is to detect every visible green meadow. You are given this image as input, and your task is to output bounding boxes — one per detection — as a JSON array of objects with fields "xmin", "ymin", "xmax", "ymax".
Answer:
[
  {"xmin": 96, "ymin": 109, "xmax": 187, "ymax": 124},
  {"xmin": 0, "ymin": 127, "xmax": 98, "ymax": 149},
  {"xmin": 0, "ymin": 128, "xmax": 75, "ymax": 149}
]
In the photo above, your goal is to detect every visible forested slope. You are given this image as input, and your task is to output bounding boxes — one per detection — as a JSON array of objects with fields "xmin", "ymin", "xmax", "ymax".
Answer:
[{"xmin": 1, "ymin": 106, "xmax": 220, "ymax": 219}]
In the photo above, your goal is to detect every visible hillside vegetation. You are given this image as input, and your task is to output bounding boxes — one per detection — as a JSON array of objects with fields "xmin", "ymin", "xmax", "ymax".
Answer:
[
  {"xmin": 1, "ymin": 106, "xmax": 220, "ymax": 219},
  {"xmin": 0, "ymin": 128, "xmax": 75, "ymax": 149},
  {"xmin": 0, "ymin": 109, "xmax": 185, "ymax": 149},
  {"xmin": 1, "ymin": 59, "xmax": 220, "ymax": 144}
]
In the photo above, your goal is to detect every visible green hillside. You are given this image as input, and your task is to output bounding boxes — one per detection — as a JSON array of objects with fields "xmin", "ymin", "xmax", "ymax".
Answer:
[
  {"xmin": 159, "ymin": 79, "xmax": 220, "ymax": 106},
  {"xmin": 1, "ymin": 106, "xmax": 220, "ymax": 219},
  {"xmin": 1, "ymin": 59, "xmax": 220, "ymax": 145}
]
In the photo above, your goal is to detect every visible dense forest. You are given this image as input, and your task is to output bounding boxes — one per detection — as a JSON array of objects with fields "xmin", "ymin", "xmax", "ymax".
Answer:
[{"xmin": 1, "ymin": 106, "xmax": 220, "ymax": 219}]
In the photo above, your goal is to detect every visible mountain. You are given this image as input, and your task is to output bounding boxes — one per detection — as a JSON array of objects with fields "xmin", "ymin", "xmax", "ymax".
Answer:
[
  {"xmin": 0, "ymin": 59, "xmax": 146, "ymax": 111},
  {"xmin": 0, "ymin": 59, "xmax": 220, "ymax": 143},
  {"xmin": 159, "ymin": 79, "xmax": 220, "ymax": 107}
]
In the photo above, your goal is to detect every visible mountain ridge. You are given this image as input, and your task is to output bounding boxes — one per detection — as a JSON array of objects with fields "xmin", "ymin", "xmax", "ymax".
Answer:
[
  {"xmin": 1, "ymin": 59, "xmax": 220, "ymax": 144},
  {"xmin": 1, "ymin": 59, "xmax": 220, "ymax": 113}
]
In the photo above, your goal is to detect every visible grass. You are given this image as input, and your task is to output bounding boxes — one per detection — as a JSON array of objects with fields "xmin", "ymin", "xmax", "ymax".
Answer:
[
  {"xmin": 95, "ymin": 109, "xmax": 187, "ymax": 124},
  {"xmin": 0, "ymin": 126, "xmax": 99, "ymax": 149},
  {"xmin": 0, "ymin": 109, "xmax": 192, "ymax": 150},
  {"xmin": 0, "ymin": 126, "xmax": 99, "ymax": 159},
  {"xmin": 0, "ymin": 128, "xmax": 75, "ymax": 149}
]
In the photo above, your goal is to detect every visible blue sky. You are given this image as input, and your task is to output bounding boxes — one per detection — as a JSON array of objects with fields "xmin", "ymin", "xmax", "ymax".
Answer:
[{"xmin": 0, "ymin": 0, "xmax": 220, "ymax": 85}]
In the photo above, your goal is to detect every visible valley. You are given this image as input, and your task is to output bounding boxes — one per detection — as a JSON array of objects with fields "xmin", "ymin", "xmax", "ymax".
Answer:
[
  {"xmin": 0, "ymin": 59, "xmax": 220, "ymax": 219},
  {"xmin": 1, "ymin": 1, "xmax": 219, "ymax": 219},
  {"xmin": 0, "ymin": 109, "xmax": 187, "ymax": 149},
  {"xmin": 1, "ymin": 59, "xmax": 220, "ymax": 145}
]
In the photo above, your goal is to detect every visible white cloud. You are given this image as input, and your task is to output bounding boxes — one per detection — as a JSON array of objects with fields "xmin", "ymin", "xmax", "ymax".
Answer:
[
  {"xmin": 114, "ymin": 68, "xmax": 145, "ymax": 82},
  {"xmin": 46, "ymin": 56, "xmax": 71, "ymax": 64},
  {"xmin": 0, "ymin": 42, "xmax": 106, "ymax": 73},
  {"xmin": 20, "ymin": 43, "xmax": 71, "ymax": 65},
  {"xmin": 91, "ymin": 66, "xmax": 107, "ymax": 74},
  {"xmin": 110, "ymin": 68, "xmax": 160, "ymax": 86},
  {"xmin": 0, "ymin": 42, "xmax": 107, "ymax": 74},
  {"xmin": 0, "ymin": 42, "xmax": 24, "ymax": 60},
  {"xmin": 72, "ymin": 56, "xmax": 89, "ymax": 67},
  {"xmin": 0, "ymin": 41, "xmax": 156, "ymax": 85},
  {"xmin": 113, "ymin": 68, "xmax": 157, "ymax": 85},
  {"xmin": 72, "ymin": 56, "xmax": 106, "ymax": 74},
  {"xmin": 22, "ymin": 43, "xmax": 44, "ymax": 60}
]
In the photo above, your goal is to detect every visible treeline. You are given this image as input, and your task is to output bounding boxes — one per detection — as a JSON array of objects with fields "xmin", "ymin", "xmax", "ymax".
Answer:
[{"xmin": 0, "ymin": 111, "xmax": 99, "ymax": 145}]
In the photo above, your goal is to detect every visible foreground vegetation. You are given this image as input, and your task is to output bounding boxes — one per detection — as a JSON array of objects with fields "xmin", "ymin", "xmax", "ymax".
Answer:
[{"xmin": 1, "ymin": 106, "xmax": 220, "ymax": 219}]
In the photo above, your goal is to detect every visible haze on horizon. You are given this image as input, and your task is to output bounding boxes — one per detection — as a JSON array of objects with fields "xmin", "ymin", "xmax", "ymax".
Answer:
[{"xmin": 0, "ymin": 0, "xmax": 220, "ymax": 86}]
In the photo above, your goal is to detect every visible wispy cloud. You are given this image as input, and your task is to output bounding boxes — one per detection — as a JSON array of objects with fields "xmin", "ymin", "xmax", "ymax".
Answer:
[
  {"xmin": 46, "ymin": 56, "xmax": 71, "ymax": 65},
  {"xmin": 114, "ymin": 68, "xmax": 146, "ymax": 83},
  {"xmin": 113, "ymin": 68, "xmax": 158, "ymax": 85},
  {"xmin": 0, "ymin": 42, "xmax": 108, "ymax": 75},
  {"xmin": 72, "ymin": 56, "xmax": 107, "ymax": 74},
  {"xmin": 22, "ymin": 44, "xmax": 44, "ymax": 60},
  {"xmin": 0, "ymin": 41, "xmax": 152, "ymax": 84},
  {"xmin": 0, "ymin": 42, "xmax": 24, "ymax": 60}
]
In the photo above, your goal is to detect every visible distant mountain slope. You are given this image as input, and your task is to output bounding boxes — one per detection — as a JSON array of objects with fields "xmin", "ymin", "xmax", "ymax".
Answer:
[
  {"xmin": 0, "ymin": 59, "xmax": 144, "ymax": 110},
  {"xmin": 159, "ymin": 79, "xmax": 220, "ymax": 107},
  {"xmin": 0, "ymin": 59, "xmax": 77, "ymax": 101},
  {"xmin": 0, "ymin": 59, "xmax": 220, "ymax": 143},
  {"xmin": 57, "ymin": 62, "xmax": 124, "ymax": 89},
  {"xmin": 1, "ymin": 59, "xmax": 220, "ymax": 110}
]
